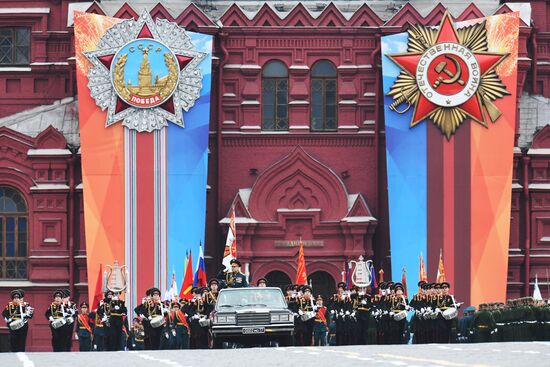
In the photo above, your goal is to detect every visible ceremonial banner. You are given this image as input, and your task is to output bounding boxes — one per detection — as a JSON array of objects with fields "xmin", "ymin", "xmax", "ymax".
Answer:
[
  {"xmin": 382, "ymin": 12, "xmax": 519, "ymax": 306},
  {"xmin": 74, "ymin": 10, "xmax": 212, "ymax": 314}
]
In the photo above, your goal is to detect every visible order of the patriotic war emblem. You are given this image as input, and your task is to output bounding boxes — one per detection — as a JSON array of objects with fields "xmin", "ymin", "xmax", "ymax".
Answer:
[
  {"xmin": 84, "ymin": 10, "xmax": 206, "ymax": 132},
  {"xmin": 386, "ymin": 12, "xmax": 510, "ymax": 139}
]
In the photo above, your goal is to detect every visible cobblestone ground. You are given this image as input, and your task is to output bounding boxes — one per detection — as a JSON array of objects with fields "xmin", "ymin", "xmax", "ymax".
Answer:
[{"xmin": 1, "ymin": 342, "xmax": 549, "ymax": 367}]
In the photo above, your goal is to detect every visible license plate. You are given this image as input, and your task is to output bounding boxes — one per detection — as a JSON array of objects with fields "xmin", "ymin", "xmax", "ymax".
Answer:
[{"xmin": 242, "ymin": 327, "xmax": 265, "ymax": 334}]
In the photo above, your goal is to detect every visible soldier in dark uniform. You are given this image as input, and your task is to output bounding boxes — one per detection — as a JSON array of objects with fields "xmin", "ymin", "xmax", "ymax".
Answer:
[
  {"xmin": 355, "ymin": 285, "xmax": 374, "ymax": 345},
  {"xmin": 143, "ymin": 288, "xmax": 165, "ymax": 350},
  {"xmin": 45, "ymin": 289, "xmax": 67, "ymax": 352},
  {"xmin": 134, "ymin": 288, "xmax": 153, "ymax": 349},
  {"xmin": 410, "ymin": 281, "xmax": 427, "ymax": 344},
  {"xmin": 218, "ymin": 259, "xmax": 249, "ymax": 288},
  {"xmin": 388, "ymin": 283, "xmax": 408, "ymax": 344},
  {"xmin": 128, "ymin": 317, "xmax": 145, "ymax": 350},
  {"xmin": 374, "ymin": 282, "xmax": 391, "ymax": 344},
  {"xmin": 2, "ymin": 289, "xmax": 33, "ymax": 352},
  {"xmin": 61, "ymin": 288, "xmax": 77, "ymax": 351},
  {"xmin": 188, "ymin": 286, "xmax": 209, "ymax": 349},
  {"xmin": 329, "ymin": 282, "xmax": 352, "ymax": 346},
  {"xmin": 75, "ymin": 302, "xmax": 93, "ymax": 351},
  {"xmin": 435, "ymin": 282, "xmax": 459, "ymax": 343},
  {"xmin": 207, "ymin": 278, "xmax": 220, "ymax": 304},
  {"xmin": 90, "ymin": 305, "xmax": 104, "ymax": 351},
  {"xmin": 99, "ymin": 289, "xmax": 127, "ymax": 351},
  {"xmin": 296, "ymin": 285, "xmax": 315, "ymax": 346}
]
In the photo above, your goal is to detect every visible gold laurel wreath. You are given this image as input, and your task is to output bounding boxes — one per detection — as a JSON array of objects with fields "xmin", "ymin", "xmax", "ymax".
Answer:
[
  {"xmin": 113, "ymin": 54, "xmax": 131, "ymax": 101},
  {"xmin": 387, "ymin": 21, "xmax": 510, "ymax": 139},
  {"xmin": 159, "ymin": 53, "xmax": 178, "ymax": 99},
  {"xmin": 112, "ymin": 52, "xmax": 179, "ymax": 103}
]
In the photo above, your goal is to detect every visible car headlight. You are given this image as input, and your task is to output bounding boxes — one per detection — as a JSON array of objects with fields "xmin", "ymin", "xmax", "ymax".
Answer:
[
  {"xmin": 216, "ymin": 315, "xmax": 227, "ymax": 323},
  {"xmin": 271, "ymin": 313, "xmax": 291, "ymax": 322},
  {"xmin": 279, "ymin": 314, "xmax": 291, "ymax": 322},
  {"xmin": 226, "ymin": 315, "xmax": 236, "ymax": 323}
]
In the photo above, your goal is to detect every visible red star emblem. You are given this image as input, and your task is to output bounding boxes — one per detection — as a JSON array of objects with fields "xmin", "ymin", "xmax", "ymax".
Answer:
[
  {"xmin": 96, "ymin": 23, "xmax": 193, "ymax": 116},
  {"xmin": 387, "ymin": 12, "xmax": 508, "ymax": 127}
]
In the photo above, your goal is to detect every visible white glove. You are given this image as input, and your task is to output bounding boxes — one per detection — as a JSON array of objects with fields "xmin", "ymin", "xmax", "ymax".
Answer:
[
  {"xmin": 313, "ymin": 305, "xmax": 319, "ymax": 311},
  {"xmin": 5, "ymin": 318, "xmax": 12, "ymax": 323},
  {"xmin": 361, "ymin": 300, "xmax": 367, "ymax": 305},
  {"xmin": 298, "ymin": 310, "xmax": 304, "ymax": 315},
  {"xmin": 330, "ymin": 310, "xmax": 335, "ymax": 315},
  {"xmin": 49, "ymin": 316, "xmax": 54, "ymax": 322},
  {"xmin": 147, "ymin": 316, "xmax": 152, "ymax": 321},
  {"xmin": 351, "ymin": 312, "xmax": 356, "ymax": 318},
  {"xmin": 139, "ymin": 314, "xmax": 145, "ymax": 319},
  {"xmin": 75, "ymin": 333, "xmax": 79, "ymax": 340},
  {"xmin": 191, "ymin": 314, "xmax": 200, "ymax": 320},
  {"xmin": 114, "ymin": 306, "xmax": 120, "ymax": 310},
  {"xmin": 345, "ymin": 310, "xmax": 350, "ymax": 316},
  {"xmin": 389, "ymin": 312, "xmax": 395, "ymax": 317},
  {"xmin": 102, "ymin": 316, "xmax": 108, "ymax": 322}
]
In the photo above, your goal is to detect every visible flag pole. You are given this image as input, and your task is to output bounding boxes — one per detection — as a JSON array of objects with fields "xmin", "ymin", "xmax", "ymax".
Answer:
[{"xmin": 546, "ymin": 268, "xmax": 549, "ymax": 300}]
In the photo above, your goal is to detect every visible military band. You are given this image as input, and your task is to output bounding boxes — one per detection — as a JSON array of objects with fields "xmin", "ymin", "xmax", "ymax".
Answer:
[{"xmin": 5, "ymin": 262, "xmax": 550, "ymax": 352}]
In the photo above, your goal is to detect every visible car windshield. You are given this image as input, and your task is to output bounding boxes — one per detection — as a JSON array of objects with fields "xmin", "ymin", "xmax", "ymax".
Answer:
[{"xmin": 216, "ymin": 288, "xmax": 286, "ymax": 310}]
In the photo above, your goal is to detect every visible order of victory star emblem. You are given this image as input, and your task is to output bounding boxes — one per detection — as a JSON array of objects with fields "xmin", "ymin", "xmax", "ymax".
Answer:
[
  {"xmin": 386, "ymin": 12, "xmax": 510, "ymax": 139},
  {"xmin": 84, "ymin": 10, "xmax": 207, "ymax": 132}
]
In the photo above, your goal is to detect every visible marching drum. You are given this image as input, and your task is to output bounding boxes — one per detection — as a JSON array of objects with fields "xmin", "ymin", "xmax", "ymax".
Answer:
[
  {"xmin": 393, "ymin": 311, "xmax": 407, "ymax": 321},
  {"xmin": 9, "ymin": 319, "xmax": 25, "ymax": 331},
  {"xmin": 199, "ymin": 317, "xmax": 211, "ymax": 327},
  {"xmin": 51, "ymin": 318, "xmax": 67, "ymax": 329},
  {"xmin": 150, "ymin": 315, "xmax": 165, "ymax": 328},
  {"xmin": 442, "ymin": 307, "xmax": 458, "ymax": 320},
  {"xmin": 300, "ymin": 311, "xmax": 316, "ymax": 322}
]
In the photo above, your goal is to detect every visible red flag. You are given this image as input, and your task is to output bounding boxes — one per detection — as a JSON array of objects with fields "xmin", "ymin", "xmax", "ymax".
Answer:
[
  {"xmin": 295, "ymin": 238, "xmax": 308, "ymax": 285},
  {"xmin": 419, "ymin": 252, "xmax": 427, "ymax": 282},
  {"xmin": 179, "ymin": 250, "xmax": 194, "ymax": 300},
  {"xmin": 401, "ymin": 267, "xmax": 408, "ymax": 298},
  {"xmin": 436, "ymin": 249, "xmax": 446, "ymax": 283},
  {"xmin": 91, "ymin": 264, "xmax": 103, "ymax": 310}
]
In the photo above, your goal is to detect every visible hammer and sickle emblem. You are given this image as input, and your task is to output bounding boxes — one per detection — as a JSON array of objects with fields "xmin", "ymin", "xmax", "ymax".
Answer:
[{"xmin": 432, "ymin": 55, "xmax": 465, "ymax": 88}]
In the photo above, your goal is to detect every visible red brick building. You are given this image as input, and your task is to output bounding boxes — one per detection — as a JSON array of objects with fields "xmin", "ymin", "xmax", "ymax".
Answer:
[{"xmin": 0, "ymin": 0, "xmax": 548, "ymax": 351}]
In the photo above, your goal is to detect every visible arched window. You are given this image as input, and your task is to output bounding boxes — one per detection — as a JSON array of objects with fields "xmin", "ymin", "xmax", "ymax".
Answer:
[
  {"xmin": 0, "ymin": 187, "xmax": 28, "ymax": 279},
  {"xmin": 311, "ymin": 60, "xmax": 337, "ymax": 131},
  {"xmin": 262, "ymin": 60, "xmax": 288, "ymax": 131}
]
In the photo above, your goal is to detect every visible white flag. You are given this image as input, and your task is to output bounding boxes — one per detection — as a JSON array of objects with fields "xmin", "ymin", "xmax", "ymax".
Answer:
[
  {"xmin": 534, "ymin": 274, "xmax": 543, "ymax": 301},
  {"xmin": 222, "ymin": 206, "xmax": 237, "ymax": 272},
  {"xmin": 165, "ymin": 270, "xmax": 178, "ymax": 301}
]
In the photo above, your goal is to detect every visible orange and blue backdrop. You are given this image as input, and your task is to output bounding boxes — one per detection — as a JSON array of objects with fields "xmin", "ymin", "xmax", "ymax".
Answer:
[
  {"xmin": 382, "ymin": 13, "xmax": 519, "ymax": 306},
  {"xmin": 74, "ymin": 12, "xmax": 212, "ymax": 314}
]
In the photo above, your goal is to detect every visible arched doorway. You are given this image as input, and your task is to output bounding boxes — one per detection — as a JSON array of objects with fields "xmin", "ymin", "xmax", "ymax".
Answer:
[
  {"xmin": 265, "ymin": 270, "xmax": 292, "ymax": 292},
  {"xmin": 308, "ymin": 271, "xmax": 335, "ymax": 298}
]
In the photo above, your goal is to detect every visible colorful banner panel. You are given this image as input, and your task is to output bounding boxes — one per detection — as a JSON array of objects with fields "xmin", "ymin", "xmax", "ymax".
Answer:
[
  {"xmin": 74, "ymin": 11, "xmax": 212, "ymax": 314},
  {"xmin": 382, "ymin": 12, "xmax": 519, "ymax": 306}
]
